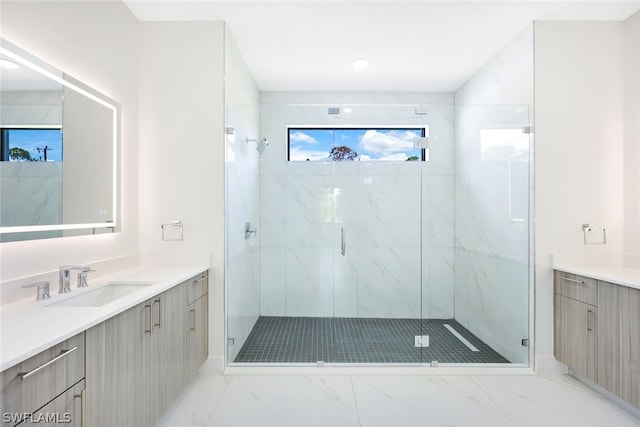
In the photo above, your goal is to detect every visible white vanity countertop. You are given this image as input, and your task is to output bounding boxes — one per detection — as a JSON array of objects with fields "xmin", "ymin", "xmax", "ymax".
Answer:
[
  {"xmin": 553, "ymin": 264, "xmax": 640, "ymax": 290},
  {"xmin": 0, "ymin": 265, "xmax": 208, "ymax": 372}
]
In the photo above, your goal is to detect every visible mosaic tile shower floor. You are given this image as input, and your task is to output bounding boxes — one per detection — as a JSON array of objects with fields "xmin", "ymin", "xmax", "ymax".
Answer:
[{"xmin": 234, "ymin": 317, "xmax": 509, "ymax": 364}]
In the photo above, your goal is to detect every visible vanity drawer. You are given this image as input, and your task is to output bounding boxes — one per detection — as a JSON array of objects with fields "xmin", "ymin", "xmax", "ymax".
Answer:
[
  {"xmin": 0, "ymin": 333, "xmax": 85, "ymax": 422},
  {"xmin": 554, "ymin": 270, "xmax": 598, "ymax": 306},
  {"xmin": 187, "ymin": 271, "xmax": 209, "ymax": 306}
]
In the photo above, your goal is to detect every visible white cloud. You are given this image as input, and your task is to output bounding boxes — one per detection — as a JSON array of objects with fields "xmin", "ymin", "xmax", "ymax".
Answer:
[
  {"xmin": 289, "ymin": 146, "xmax": 328, "ymax": 161},
  {"xmin": 380, "ymin": 152, "xmax": 409, "ymax": 161},
  {"xmin": 289, "ymin": 131, "xmax": 318, "ymax": 145},
  {"xmin": 359, "ymin": 130, "xmax": 420, "ymax": 154},
  {"xmin": 360, "ymin": 152, "xmax": 409, "ymax": 161}
]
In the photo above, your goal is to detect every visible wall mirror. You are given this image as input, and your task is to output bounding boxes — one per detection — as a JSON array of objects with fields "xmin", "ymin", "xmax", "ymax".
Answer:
[{"xmin": 0, "ymin": 38, "xmax": 119, "ymax": 242}]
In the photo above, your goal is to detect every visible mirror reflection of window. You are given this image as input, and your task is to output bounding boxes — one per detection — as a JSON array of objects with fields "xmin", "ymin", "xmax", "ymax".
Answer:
[{"xmin": 1, "ymin": 128, "xmax": 63, "ymax": 162}]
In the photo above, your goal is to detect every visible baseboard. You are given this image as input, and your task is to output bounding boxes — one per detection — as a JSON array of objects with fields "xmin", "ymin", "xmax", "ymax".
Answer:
[
  {"xmin": 569, "ymin": 371, "xmax": 640, "ymax": 419},
  {"xmin": 534, "ymin": 355, "xmax": 568, "ymax": 375},
  {"xmin": 198, "ymin": 356, "xmax": 225, "ymax": 374}
]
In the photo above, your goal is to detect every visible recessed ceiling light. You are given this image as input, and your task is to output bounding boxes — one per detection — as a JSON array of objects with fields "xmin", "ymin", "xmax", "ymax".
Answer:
[
  {"xmin": 0, "ymin": 58, "xmax": 18, "ymax": 69},
  {"xmin": 343, "ymin": 108, "xmax": 353, "ymax": 113},
  {"xmin": 352, "ymin": 58, "xmax": 369, "ymax": 71}
]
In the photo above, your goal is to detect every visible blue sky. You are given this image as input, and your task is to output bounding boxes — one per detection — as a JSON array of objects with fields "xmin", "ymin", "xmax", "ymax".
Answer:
[
  {"xmin": 7, "ymin": 129, "xmax": 62, "ymax": 162},
  {"xmin": 288, "ymin": 128, "xmax": 425, "ymax": 161}
]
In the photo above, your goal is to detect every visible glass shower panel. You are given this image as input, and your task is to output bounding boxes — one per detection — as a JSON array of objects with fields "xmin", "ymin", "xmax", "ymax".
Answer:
[
  {"xmin": 451, "ymin": 104, "xmax": 531, "ymax": 366},
  {"xmin": 225, "ymin": 102, "xmax": 261, "ymax": 364}
]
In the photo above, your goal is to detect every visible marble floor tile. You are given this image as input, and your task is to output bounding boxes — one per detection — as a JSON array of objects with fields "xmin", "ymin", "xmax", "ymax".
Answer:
[
  {"xmin": 157, "ymin": 372, "xmax": 231, "ymax": 427},
  {"xmin": 352, "ymin": 375, "xmax": 514, "ymax": 426},
  {"xmin": 472, "ymin": 375, "xmax": 640, "ymax": 427},
  {"xmin": 157, "ymin": 373, "xmax": 640, "ymax": 427},
  {"xmin": 209, "ymin": 375, "xmax": 358, "ymax": 426}
]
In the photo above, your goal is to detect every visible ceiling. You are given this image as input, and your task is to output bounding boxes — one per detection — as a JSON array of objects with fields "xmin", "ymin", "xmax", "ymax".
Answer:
[{"xmin": 123, "ymin": 0, "xmax": 640, "ymax": 92}]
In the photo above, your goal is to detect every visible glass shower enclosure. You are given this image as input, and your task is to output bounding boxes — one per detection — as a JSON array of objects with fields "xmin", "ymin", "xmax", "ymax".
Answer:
[{"xmin": 225, "ymin": 101, "xmax": 531, "ymax": 367}]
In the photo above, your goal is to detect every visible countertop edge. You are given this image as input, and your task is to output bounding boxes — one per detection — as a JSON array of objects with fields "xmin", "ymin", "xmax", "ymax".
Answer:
[{"xmin": 0, "ymin": 265, "xmax": 209, "ymax": 372}]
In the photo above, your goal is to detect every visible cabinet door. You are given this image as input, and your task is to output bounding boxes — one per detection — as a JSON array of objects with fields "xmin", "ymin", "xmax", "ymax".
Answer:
[
  {"xmin": 622, "ymin": 286, "xmax": 640, "ymax": 408},
  {"xmin": 554, "ymin": 293, "xmax": 566, "ymax": 364},
  {"xmin": 29, "ymin": 380, "xmax": 85, "ymax": 426},
  {"xmin": 86, "ymin": 299, "xmax": 150, "ymax": 427},
  {"xmin": 187, "ymin": 296, "xmax": 208, "ymax": 376},
  {"xmin": 564, "ymin": 297, "xmax": 597, "ymax": 382},
  {"xmin": 194, "ymin": 295, "xmax": 209, "ymax": 370},
  {"xmin": 597, "ymin": 281, "xmax": 623, "ymax": 398},
  {"xmin": 145, "ymin": 295, "xmax": 164, "ymax": 424},
  {"xmin": 157, "ymin": 283, "xmax": 187, "ymax": 416}
]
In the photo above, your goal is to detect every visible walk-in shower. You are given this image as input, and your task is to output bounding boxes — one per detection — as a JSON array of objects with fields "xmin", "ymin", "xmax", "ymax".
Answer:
[{"xmin": 225, "ymin": 97, "xmax": 532, "ymax": 367}]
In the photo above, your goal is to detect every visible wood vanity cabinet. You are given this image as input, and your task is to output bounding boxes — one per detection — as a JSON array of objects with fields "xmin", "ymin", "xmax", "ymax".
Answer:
[
  {"xmin": 597, "ymin": 280, "xmax": 640, "ymax": 409},
  {"xmin": 85, "ymin": 272, "xmax": 209, "ymax": 427},
  {"xmin": 555, "ymin": 270, "xmax": 640, "ymax": 410},
  {"xmin": 553, "ymin": 271, "xmax": 598, "ymax": 383},
  {"xmin": 0, "ymin": 333, "xmax": 86, "ymax": 426},
  {"xmin": 621, "ymin": 287, "xmax": 640, "ymax": 408},
  {"xmin": 596, "ymin": 281, "xmax": 623, "ymax": 398}
]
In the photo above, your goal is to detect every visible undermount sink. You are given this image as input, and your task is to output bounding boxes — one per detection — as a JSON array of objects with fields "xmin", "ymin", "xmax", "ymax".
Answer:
[{"xmin": 47, "ymin": 281, "xmax": 157, "ymax": 307}]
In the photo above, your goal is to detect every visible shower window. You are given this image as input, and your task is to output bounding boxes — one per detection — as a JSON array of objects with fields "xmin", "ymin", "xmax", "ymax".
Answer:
[{"xmin": 287, "ymin": 127, "xmax": 427, "ymax": 162}]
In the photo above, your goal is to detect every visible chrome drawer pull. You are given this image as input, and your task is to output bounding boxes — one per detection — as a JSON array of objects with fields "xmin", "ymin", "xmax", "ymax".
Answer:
[
  {"xmin": 586, "ymin": 309, "xmax": 595, "ymax": 332},
  {"xmin": 190, "ymin": 308, "xmax": 196, "ymax": 332},
  {"xmin": 153, "ymin": 298, "xmax": 161, "ymax": 329},
  {"xmin": 17, "ymin": 346, "xmax": 78, "ymax": 380},
  {"xmin": 144, "ymin": 303, "xmax": 152, "ymax": 334},
  {"xmin": 561, "ymin": 277, "xmax": 585, "ymax": 285},
  {"xmin": 194, "ymin": 276, "xmax": 208, "ymax": 284}
]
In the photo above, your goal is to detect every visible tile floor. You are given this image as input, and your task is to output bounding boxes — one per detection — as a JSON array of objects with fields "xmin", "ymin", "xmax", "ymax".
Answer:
[
  {"xmin": 234, "ymin": 317, "xmax": 508, "ymax": 364},
  {"xmin": 157, "ymin": 370, "xmax": 640, "ymax": 427}
]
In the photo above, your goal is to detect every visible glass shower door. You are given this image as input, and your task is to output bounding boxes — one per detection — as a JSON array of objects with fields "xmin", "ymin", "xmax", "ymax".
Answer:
[
  {"xmin": 329, "ymin": 107, "xmax": 427, "ymax": 365},
  {"xmin": 448, "ymin": 104, "xmax": 531, "ymax": 366}
]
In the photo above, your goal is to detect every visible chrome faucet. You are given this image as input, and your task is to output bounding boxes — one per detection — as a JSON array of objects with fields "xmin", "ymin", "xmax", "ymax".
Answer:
[
  {"xmin": 58, "ymin": 265, "xmax": 94, "ymax": 293},
  {"xmin": 23, "ymin": 281, "xmax": 51, "ymax": 301},
  {"xmin": 77, "ymin": 266, "xmax": 94, "ymax": 288}
]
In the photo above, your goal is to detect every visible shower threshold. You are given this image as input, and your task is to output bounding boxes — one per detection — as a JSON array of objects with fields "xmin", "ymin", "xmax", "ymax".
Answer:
[{"xmin": 233, "ymin": 317, "xmax": 509, "ymax": 364}]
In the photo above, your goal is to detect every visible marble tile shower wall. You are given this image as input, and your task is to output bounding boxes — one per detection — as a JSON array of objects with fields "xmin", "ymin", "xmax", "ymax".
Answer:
[
  {"xmin": 226, "ymin": 103, "xmax": 261, "ymax": 362},
  {"xmin": 453, "ymin": 27, "xmax": 533, "ymax": 364},
  {"xmin": 258, "ymin": 93, "xmax": 455, "ymax": 320},
  {"xmin": 0, "ymin": 162, "xmax": 62, "ymax": 242}
]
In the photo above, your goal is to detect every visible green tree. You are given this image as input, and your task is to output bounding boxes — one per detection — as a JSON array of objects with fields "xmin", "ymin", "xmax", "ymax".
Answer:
[
  {"xmin": 406, "ymin": 155, "xmax": 419, "ymax": 161},
  {"xmin": 329, "ymin": 146, "xmax": 358, "ymax": 161},
  {"xmin": 9, "ymin": 147, "xmax": 32, "ymax": 161}
]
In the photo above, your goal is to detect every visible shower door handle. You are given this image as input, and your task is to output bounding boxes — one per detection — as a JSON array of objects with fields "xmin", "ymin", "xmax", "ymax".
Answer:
[{"xmin": 341, "ymin": 227, "xmax": 346, "ymax": 256}]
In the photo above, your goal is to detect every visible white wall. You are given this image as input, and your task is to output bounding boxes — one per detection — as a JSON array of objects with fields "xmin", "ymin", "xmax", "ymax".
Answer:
[
  {"xmin": 0, "ymin": 1, "xmax": 139, "ymax": 285},
  {"xmin": 454, "ymin": 26, "xmax": 533, "ymax": 364},
  {"xmin": 623, "ymin": 11, "xmax": 640, "ymax": 268},
  {"xmin": 224, "ymin": 26, "xmax": 261, "ymax": 362},
  {"xmin": 534, "ymin": 21, "xmax": 625, "ymax": 372},
  {"xmin": 137, "ymin": 22, "xmax": 226, "ymax": 364},
  {"xmin": 258, "ymin": 92, "xmax": 455, "ymax": 320}
]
